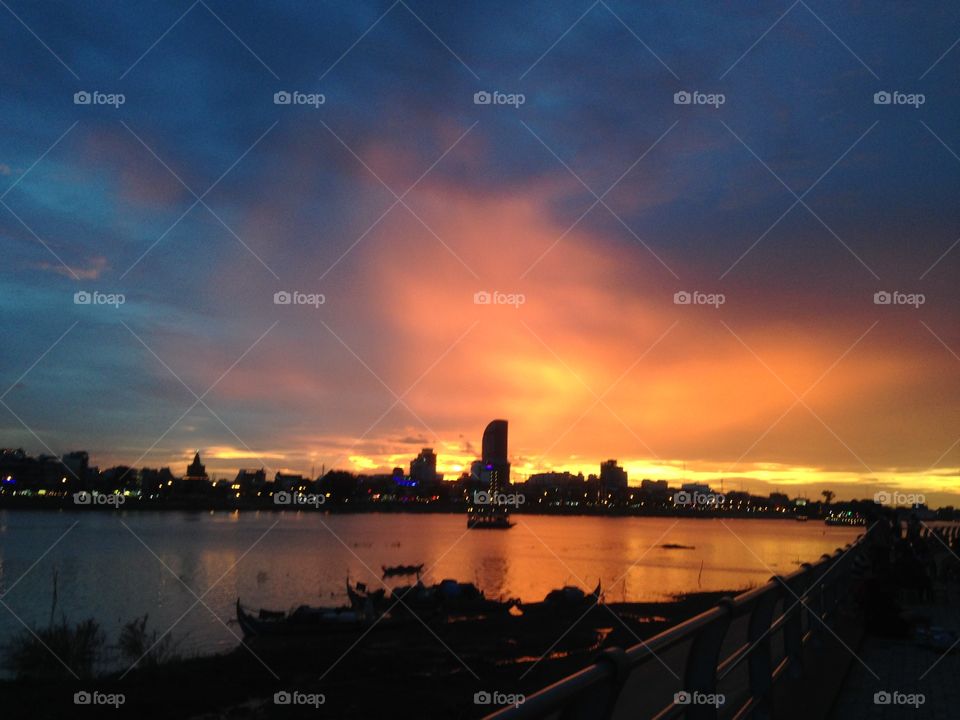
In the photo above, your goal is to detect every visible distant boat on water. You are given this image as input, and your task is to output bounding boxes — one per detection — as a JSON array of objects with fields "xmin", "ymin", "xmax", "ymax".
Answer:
[
  {"xmin": 466, "ymin": 498, "xmax": 515, "ymax": 529},
  {"xmin": 382, "ymin": 563, "xmax": 423, "ymax": 577},
  {"xmin": 466, "ymin": 509, "xmax": 514, "ymax": 529},
  {"xmin": 824, "ymin": 511, "xmax": 866, "ymax": 526}
]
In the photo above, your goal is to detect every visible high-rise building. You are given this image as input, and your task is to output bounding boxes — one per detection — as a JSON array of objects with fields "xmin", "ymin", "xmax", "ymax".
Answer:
[
  {"xmin": 61, "ymin": 451, "xmax": 89, "ymax": 482},
  {"xmin": 468, "ymin": 420, "xmax": 514, "ymax": 529},
  {"xmin": 481, "ymin": 419, "xmax": 510, "ymax": 493},
  {"xmin": 410, "ymin": 448, "xmax": 438, "ymax": 484},
  {"xmin": 600, "ymin": 459, "xmax": 627, "ymax": 493}
]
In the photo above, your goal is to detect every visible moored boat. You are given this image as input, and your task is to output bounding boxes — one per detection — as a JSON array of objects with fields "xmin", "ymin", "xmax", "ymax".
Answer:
[
  {"xmin": 519, "ymin": 581, "xmax": 602, "ymax": 618},
  {"xmin": 236, "ymin": 598, "xmax": 367, "ymax": 638},
  {"xmin": 346, "ymin": 580, "xmax": 391, "ymax": 617},
  {"xmin": 389, "ymin": 579, "xmax": 517, "ymax": 618}
]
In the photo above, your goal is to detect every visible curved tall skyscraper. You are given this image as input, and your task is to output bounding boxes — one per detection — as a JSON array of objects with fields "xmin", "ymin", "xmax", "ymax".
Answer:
[
  {"xmin": 481, "ymin": 419, "xmax": 510, "ymax": 493},
  {"xmin": 469, "ymin": 419, "xmax": 514, "ymax": 529}
]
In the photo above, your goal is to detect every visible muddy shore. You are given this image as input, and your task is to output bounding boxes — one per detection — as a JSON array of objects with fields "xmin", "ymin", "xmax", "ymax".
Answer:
[{"xmin": 1, "ymin": 591, "xmax": 738, "ymax": 719}]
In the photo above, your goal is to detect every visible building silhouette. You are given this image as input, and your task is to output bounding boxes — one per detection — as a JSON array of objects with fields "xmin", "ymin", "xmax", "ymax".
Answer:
[
  {"xmin": 481, "ymin": 419, "xmax": 510, "ymax": 493},
  {"xmin": 467, "ymin": 420, "xmax": 514, "ymax": 529},
  {"xmin": 600, "ymin": 459, "xmax": 627, "ymax": 500},
  {"xmin": 185, "ymin": 451, "xmax": 208, "ymax": 482},
  {"xmin": 410, "ymin": 448, "xmax": 438, "ymax": 484}
]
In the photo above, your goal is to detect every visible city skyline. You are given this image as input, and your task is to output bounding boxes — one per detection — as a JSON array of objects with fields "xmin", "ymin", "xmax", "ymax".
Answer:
[
  {"xmin": 1, "ymin": 436, "xmax": 955, "ymax": 509},
  {"xmin": 3, "ymin": 3, "xmax": 960, "ymax": 508}
]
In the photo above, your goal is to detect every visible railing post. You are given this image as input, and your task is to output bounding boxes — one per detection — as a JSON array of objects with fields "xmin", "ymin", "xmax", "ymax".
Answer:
[
  {"xmin": 818, "ymin": 554, "xmax": 839, "ymax": 630},
  {"xmin": 779, "ymin": 574, "xmax": 807, "ymax": 679},
  {"xmin": 800, "ymin": 561, "xmax": 826, "ymax": 649},
  {"xmin": 557, "ymin": 647, "xmax": 630, "ymax": 720},
  {"xmin": 681, "ymin": 598, "xmax": 733, "ymax": 720},
  {"xmin": 746, "ymin": 589, "xmax": 779, "ymax": 720}
]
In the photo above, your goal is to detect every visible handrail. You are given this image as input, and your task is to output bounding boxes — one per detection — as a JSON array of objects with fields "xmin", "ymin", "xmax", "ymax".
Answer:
[
  {"xmin": 488, "ymin": 521, "xmax": 960, "ymax": 720},
  {"xmin": 486, "ymin": 526, "xmax": 881, "ymax": 720}
]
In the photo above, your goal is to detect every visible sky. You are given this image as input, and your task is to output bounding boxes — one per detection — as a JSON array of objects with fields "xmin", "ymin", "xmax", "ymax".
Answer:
[{"xmin": 2, "ymin": 1, "xmax": 960, "ymax": 504}]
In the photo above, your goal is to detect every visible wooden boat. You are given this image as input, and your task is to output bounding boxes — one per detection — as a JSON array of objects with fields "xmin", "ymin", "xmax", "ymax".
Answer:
[
  {"xmin": 236, "ymin": 598, "xmax": 367, "ymax": 638},
  {"xmin": 519, "ymin": 581, "xmax": 602, "ymax": 618},
  {"xmin": 382, "ymin": 563, "xmax": 424, "ymax": 577},
  {"xmin": 346, "ymin": 580, "xmax": 390, "ymax": 617},
  {"xmin": 390, "ymin": 579, "xmax": 517, "ymax": 618}
]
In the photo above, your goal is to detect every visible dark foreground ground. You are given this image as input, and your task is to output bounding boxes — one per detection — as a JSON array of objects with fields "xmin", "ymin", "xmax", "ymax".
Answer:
[{"xmin": 0, "ymin": 591, "xmax": 735, "ymax": 719}]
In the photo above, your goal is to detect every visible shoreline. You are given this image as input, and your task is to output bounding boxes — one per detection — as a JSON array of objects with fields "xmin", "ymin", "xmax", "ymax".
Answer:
[
  {"xmin": 0, "ymin": 590, "xmax": 739, "ymax": 719},
  {"xmin": 0, "ymin": 497, "xmax": 833, "ymax": 520}
]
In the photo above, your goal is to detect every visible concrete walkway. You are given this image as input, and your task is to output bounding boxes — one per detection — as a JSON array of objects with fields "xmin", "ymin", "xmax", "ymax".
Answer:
[{"xmin": 831, "ymin": 598, "xmax": 960, "ymax": 719}]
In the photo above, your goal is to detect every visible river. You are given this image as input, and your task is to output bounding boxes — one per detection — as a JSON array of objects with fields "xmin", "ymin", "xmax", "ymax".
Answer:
[{"xmin": 0, "ymin": 511, "xmax": 862, "ymax": 662}]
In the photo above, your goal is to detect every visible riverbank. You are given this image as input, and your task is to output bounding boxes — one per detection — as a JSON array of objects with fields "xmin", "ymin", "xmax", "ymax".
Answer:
[
  {"xmin": 0, "ymin": 495, "xmax": 827, "ymax": 519},
  {"xmin": 0, "ymin": 591, "xmax": 737, "ymax": 719}
]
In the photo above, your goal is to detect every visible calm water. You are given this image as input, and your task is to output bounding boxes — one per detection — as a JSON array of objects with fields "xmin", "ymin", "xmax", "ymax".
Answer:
[{"xmin": 0, "ymin": 511, "xmax": 861, "ymax": 662}]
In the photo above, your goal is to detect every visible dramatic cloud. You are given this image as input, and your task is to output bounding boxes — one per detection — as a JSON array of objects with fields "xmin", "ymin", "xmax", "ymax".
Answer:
[{"xmin": 2, "ymin": 1, "xmax": 959, "ymax": 503}]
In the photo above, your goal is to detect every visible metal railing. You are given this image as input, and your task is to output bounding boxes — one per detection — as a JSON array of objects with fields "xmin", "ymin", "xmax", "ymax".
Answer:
[{"xmin": 487, "ymin": 523, "xmax": 960, "ymax": 720}]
